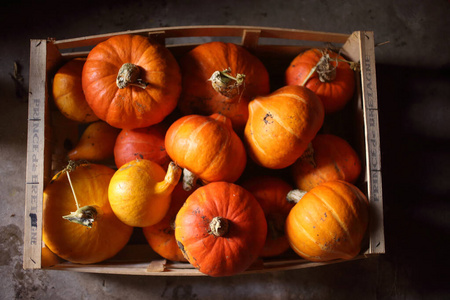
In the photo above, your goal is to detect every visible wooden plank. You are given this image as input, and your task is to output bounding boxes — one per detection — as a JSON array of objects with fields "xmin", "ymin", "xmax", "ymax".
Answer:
[
  {"xmin": 23, "ymin": 39, "xmax": 48, "ymax": 269},
  {"xmin": 358, "ymin": 31, "xmax": 385, "ymax": 254},
  {"xmin": 241, "ymin": 29, "xmax": 261, "ymax": 50}
]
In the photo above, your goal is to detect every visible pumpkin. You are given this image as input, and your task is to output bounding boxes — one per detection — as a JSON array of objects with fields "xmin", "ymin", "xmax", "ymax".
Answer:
[
  {"xmin": 142, "ymin": 182, "xmax": 193, "ymax": 262},
  {"xmin": 108, "ymin": 160, "xmax": 181, "ymax": 227},
  {"xmin": 285, "ymin": 180, "xmax": 369, "ymax": 262},
  {"xmin": 114, "ymin": 122, "xmax": 170, "ymax": 169},
  {"xmin": 165, "ymin": 113, "xmax": 246, "ymax": 190},
  {"xmin": 178, "ymin": 41, "xmax": 270, "ymax": 133},
  {"xmin": 291, "ymin": 134, "xmax": 361, "ymax": 191},
  {"xmin": 67, "ymin": 121, "xmax": 120, "ymax": 162},
  {"xmin": 285, "ymin": 48, "xmax": 356, "ymax": 114},
  {"xmin": 82, "ymin": 34, "xmax": 181, "ymax": 129},
  {"xmin": 244, "ymin": 85, "xmax": 324, "ymax": 169},
  {"xmin": 242, "ymin": 176, "xmax": 295, "ymax": 258},
  {"xmin": 175, "ymin": 182, "xmax": 267, "ymax": 277},
  {"xmin": 43, "ymin": 162, "xmax": 133, "ymax": 264},
  {"xmin": 52, "ymin": 58, "xmax": 99, "ymax": 123}
]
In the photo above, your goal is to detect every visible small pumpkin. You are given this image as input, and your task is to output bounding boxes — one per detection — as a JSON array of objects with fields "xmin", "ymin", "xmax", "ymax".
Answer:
[
  {"xmin": 178, "ymin": 41, "xmax": 270, "ymax": 133},
  {"xmin": 285, "ymin": 48, "xmax": 356, "ymax": 114},
  {"xmin": 52, "ymin": 58, "xmax": 99, "ymax": 123},
  {"xmin": 68, "ymin": 121, "xmax": 120, "ymax": 162},
  {"xmin": 175, "ymin": 182, "xmax": 267, "ymax": 277},
  {"xmin": 108, "ymin": 160, "xmax": 181, "ymax": 227},
  {"xmin": 291, "ymin": 133, "xmax": 362, "ymax": 191},
  {"xmin": 82, "ymin": 34, "xmax": 181, "ymax": 129},
  {"xmin": 142, "ymin": 182, "xmax": 193, "ymax": 262},
  {"xmin": 165, "ymin": 113, "xmax": 246, "ymax": 190},
  {"xmin": 114, "ymin": 122, "xmax": 170, "ymax": 169},
  {"xmin": 43, "ymin": 162, "xmax": 133, "ymax": 264},
  {"xmin": 244, "ymin": 85, "xmax": 324, "ymax": 169},
  {"xmin": 242, "ymin": 176, "xmax": 295, "ymax": 258},
  {"xmin": 285, "ymin": 180, "xmax": 369, "ymax": 262}
]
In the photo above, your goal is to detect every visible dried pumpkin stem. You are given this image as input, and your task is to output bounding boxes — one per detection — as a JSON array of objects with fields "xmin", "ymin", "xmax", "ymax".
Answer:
[
  {"xmin": 116, "ymin": 63, "xmax": 149, "ymax": 89},
  {"xmin": 66, "ymin": 171, "xmax": 80, "ymax": 210},
  {"xmin": 208, "ymin": 68, "xmax": 245, "ymax": 99},
  {"xmin": 301, "ymin": 50, "xmax": 338, "ymax": 86},
  {"xmin": 182, "ymin": 168, "xmax": 198, "ymax": 191},
  {"xmin": 63, "ymin": 205, "xmax": 100, "ymax": 228},
  {"xmin": 209, "ymin": 216, "xmax": 229, "ymax": 237},
  {"xmin": 286, "ymin": 189, "xmax": 308, "ymax": 204}
]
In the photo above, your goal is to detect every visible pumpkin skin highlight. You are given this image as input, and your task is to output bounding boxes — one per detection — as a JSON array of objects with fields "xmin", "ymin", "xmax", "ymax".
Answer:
[
  {"xmin": 242, "ymin": 176, "xmax": 295, "ymax": 258},
  {"xmin": 285, "ymin": 48, "xmax": 355, "ymax": 114},
  {"xmin": 43, "ymin": 163, "xmax": 133, "ymax": 264},
  {"xmin": 178, "ymin": 41, "xmax": 270, "ymax": 133},
  {"xmin": 285, "ymin": 180, "xmax": 369, "ymax": 262},
  {"xmin": 52, "ymin": 58, "xmax": 99, "ymax": 123},
  {"xmin": 175, "ymin": 182, "xmax": 267, "ymax": 277},
  {"xmin": 292, "ymin": 133, "xmax": 362, "ymax": 191},
  {"xmin": 244, "ymin": 85, "xmax": 324, "ymax": 169},
  {"xmin": 142, "ymin": 182, "xmax": 193, "ymax": 262},
  {"xmin": 82, "ymin": 34, "xmax": 181, "ymax": 129},
  {"xmin": 108, "ymin": 160, "xmax": 181, "ymax": 227},
  {"xmin": 165, "ymin": 113, "xmax": 247, "ymax": 186}
]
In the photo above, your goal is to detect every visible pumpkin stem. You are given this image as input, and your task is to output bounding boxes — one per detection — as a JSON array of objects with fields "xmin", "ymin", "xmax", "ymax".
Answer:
[
  {"xmin": 286, "ymin": 189, "xmax": 308, "ymax": 204},
  {"xmin": 62, "ymin": 205, "xmax": 101, "ymax": 228},
  {"xmin": 209, "ymin": 216, "xmax": 229, "ymax": 237},
  {"xmin": 208, "ymin": 68, "xmax": 246, "ymax": 99},
  {"xmin": 155, "ymin": 162, "xmax": 182, "ymax": 195},
  {"xmin": 116, "ymin": 63, "xmax": 149, "ymax": 89},
  {"xmin": 182, "ymin": 168, "xmax": 198, "ymax": 191},
  {"xmin": 301, "ymin": 50, "xmax": 337, "ymax": 86}
]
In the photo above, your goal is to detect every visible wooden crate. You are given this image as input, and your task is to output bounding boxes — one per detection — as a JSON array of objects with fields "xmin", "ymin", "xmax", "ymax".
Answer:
[{"xmin": 24, "ymin": 26, "xmax": 384, "ymax": 275}]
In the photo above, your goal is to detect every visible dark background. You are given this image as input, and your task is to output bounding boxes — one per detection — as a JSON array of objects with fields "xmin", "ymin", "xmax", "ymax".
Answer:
[{"xmin": 1, "ymin": 0, "xmax": 449, "ymax": 299}]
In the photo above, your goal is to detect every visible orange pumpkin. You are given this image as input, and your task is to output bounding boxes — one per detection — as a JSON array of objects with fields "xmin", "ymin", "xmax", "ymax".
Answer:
[
  {"xmin": 165, "ymin": 113, "xmax": 246, "ymax": 190},
  {"xmin": 285, "ymin": 180, "xmax": 369, "ymax": 262},
  {"xmin": 142, "ymin": 182, "xmax": 193, "ymax": 262},
  {"xmin": 108, "ymin": 160, "xmax": 181, "ymax": 227},
  {"xmin": 285, "ymin": 48, "xmax": 355, "ymax": 114},
  {"xmin": 43, "ymin": 162, "xmax": 133, "ymax": 264},
  {"xmin": 242, "ymin": 176, "xmax": 295, "ymax": 258},
  {"xmin": 244, "ymin": 85, "xmax": 324, "ymax": 169},
  {"xmin": 175, "ymin": 182, "xmax": 267, "ymax": 277},
  {"xmin": 82, "ymin": 34, "xmax": 181, "ymax": 129},
  {"xmin": 67, "ymin": 121, "xmax": 120, "ymax": 162},
  {"xmin": 114, "ymin": 123, "xmax": 170, "ymax": 169},
  {"xmin": 291, "ymin": 134, "xmax": 362, "ymax": 191},
  {"xmin": 52, "ymin": 58, "xmax": 99, "ymax": 123},
  {"xmin": 178, "ymin": 41, "xmax": 270, "ymax": 133}
]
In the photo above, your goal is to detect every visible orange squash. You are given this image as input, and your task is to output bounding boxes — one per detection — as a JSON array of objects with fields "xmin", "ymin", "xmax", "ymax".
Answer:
[
  {"xmin": 82, "ymin": 34, "xmax": 181, "ymax": 129},
  {"xmin": 67, "ymin": 121, "xmax": 120, "ymax": 162},
  {"xmin": 114, "ymin": 123, "xmax": 170, "ymax": 169},
  {"xmin": 291, "ymin": 133, "xmax": 361, "ymax": 191},
  {"xmin": 242, "ymin": 176, "xmax": 295, "ymax": 258},
  {"xmin": 108, "ymin": 160, "xmax": 181, "ymax": 227},
  {"xmin": 178, "ymin": 41, "xmax": 270, "ymax": 133},
  {"xmin": 52, "ymin": 58, "xmax": 99, "ymax": 123},
  {"xmin": 142, "ymin": 182, "xmax": 193, "ymax": 262},
  {"xmin": 285, "ymin": 180, "xmax": 369, "ymax": 262},
  {"xmin": 175, "ymin": 182, "xmax": 267, "ymax": 277},
  {"xmin": 285, "ymin": 48, "xmax": 356, "ymax": 114},
  {"xmin": 244, "ymin": 85, "xmax": 324, "ymax": 169},
  {"xmin": 43, "ymin": 162, "xmax": 133, "ymax": 264},
  {"xmin": 165, "ymin": 113, "xmax": 246, "ymax": 190}
]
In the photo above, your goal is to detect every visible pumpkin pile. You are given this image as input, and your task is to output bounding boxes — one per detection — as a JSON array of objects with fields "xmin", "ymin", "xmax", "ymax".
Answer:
[{"xmin": 44, "ymin": 33, "xmax": 369, "ymax": 277}]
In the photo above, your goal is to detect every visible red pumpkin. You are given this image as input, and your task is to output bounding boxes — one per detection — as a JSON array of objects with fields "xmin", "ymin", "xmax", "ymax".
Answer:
[
  {"xmin": 82, "ymin": 34, "xmax": 181, "ymax": 129},
  {"xmin": 165, "ymin": 113, "xmax": 246, "ymax": 190},
  {"xmin": 175, "ymin": 182, "xmax": 267, "ymax": 277},
  {"xmin": 285, "ymin": 48, "xmax": 355, "ymax": 114},
  {"xmin": 285, "ymin": 180, "xmax": 369, "ymax": 262},
  {"xmin": 114, "ymin": 122, "xmax": 170, "ymax": 169},
  {"xmin": 242, "ymin": 176, "xmax": 295, "ymax": 258},
  {"xmin": 244, "ymin": 85, "xmax": 324, "ymax": 169},
  {"xmin": 178, "ymin": 41, "xmax": 270, "ymax": 132},
  {"xmin": 291, "ymin": 133, "xmax": 362, "ymax": 191}
]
